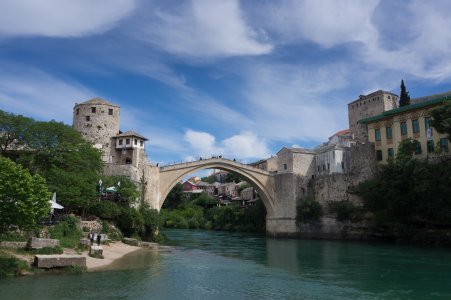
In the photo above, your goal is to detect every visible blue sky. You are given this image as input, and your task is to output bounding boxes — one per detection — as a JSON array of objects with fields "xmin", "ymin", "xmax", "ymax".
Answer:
[{"xmin": 1, "ymin": 0, "xmax": 451, "ymax": 164}]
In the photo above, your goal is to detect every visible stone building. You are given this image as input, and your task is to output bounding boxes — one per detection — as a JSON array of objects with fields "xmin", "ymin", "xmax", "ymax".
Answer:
[
  {"xmin": 358, "ymin": 92, "xmax": 451, "ymax": 163},
  {"xmin": 73, "ymin": 98, "xmax": 150, "ymax": 184},
  {"xmin": 315, "ymin": 129, "xmax": 353, "ymax": 175},
  {"xmin": 73, "ymin": 98, "xmax": 120, "ymax": 162},
  {"xmin": 348, "ymin": 90, "xmax": 398, "ymax": 141}
]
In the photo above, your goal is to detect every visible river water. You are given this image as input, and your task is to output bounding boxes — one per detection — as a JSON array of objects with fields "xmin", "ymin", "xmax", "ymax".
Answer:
[{"xmin": 1, "ymin": 229, "xmax": 450, "ymax": 299}]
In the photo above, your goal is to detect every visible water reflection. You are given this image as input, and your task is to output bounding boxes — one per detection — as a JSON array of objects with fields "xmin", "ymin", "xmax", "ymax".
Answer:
[{"xmin": 1, "ymin": 230, "xmax": 451, "ymax": 299}]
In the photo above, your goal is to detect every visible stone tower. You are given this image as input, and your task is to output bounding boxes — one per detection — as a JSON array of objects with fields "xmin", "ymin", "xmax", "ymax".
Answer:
[
  {"xmin": 347, "ymin": 90, "xmax": 398, "ymax": 141},
  {"xmin": 73, "ymin": 98, "xmax": 120, "ymax": 162}
]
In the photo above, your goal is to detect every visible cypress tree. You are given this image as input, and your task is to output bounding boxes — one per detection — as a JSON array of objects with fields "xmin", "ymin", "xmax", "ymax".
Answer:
[{"xmin": 399, "ymin": 79, "xmax": 411, "ymax": 107}]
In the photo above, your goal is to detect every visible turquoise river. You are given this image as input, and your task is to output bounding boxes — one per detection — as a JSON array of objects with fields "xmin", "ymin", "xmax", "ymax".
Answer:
[{"xmin": 1, "ymin": 229, "xmax": 451, "ymax": 299}]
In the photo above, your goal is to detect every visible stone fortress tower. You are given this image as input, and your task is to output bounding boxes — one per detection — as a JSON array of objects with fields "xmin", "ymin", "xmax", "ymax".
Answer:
[
  {"xmin": 73, "ymin": 98, "xmax": 160, "ymax": 208},
  {"xmin": 73, "ymin": 98, "xmax": 149, "ymax": 171},
  {"xmin": 73, "ymin": 98, "xmax": 120, "ymax": 162},
  {"xmin": 348, "ymin": 90, "xmax": 398, "ymax": 141}
]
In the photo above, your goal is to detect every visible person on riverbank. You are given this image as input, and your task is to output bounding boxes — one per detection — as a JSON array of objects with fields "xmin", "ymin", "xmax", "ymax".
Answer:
[
  {"xmin": 89, "ymin": 232, "xmax": 94, "ymax": 245},
  {"xmin": 97, "ymin": 233, "xmax": 101, "ymax": 245}
]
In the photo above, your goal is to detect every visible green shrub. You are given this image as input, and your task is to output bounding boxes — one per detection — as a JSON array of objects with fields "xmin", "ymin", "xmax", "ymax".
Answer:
[
  {"xmin": 90, "ymin": 201, "xmax": 122, "ymax": 220},
  {"xmin": 0, "ymin": 251, "xmax": 29, "ymax": 277},
  {"xmin": 48, "ymin": 215, "xmax": 82, "ymax": 249},
  {"xmin": 296, "ymin": 197, "xmax": 323, "ymax": 225},
  {"xmin": 328, "ymin": 201, "xmax": 362, "ymax": 222},
  {"xmin": 0, "ymin": 231, "xmax": 28, "ymax": 242}
]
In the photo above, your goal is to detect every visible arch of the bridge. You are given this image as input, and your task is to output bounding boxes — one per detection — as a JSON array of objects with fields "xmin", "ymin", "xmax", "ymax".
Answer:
[{"xmin": 159, "ymin": 160, "xmax": 275, "ymax": 216}]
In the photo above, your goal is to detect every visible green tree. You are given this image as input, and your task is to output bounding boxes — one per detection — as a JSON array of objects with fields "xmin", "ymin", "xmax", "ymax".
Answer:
[
  {"xmin": 18, "ymin": 121, "xmax": 103, "ymax": 214},
  {"xmin": 399, "ymin": 79, "xmax": 411, "ymax": 107},
  {"xmin": 0, "ymin": 110, "xmax": 34, "ymax": 155},
  {"xmin": 225, "ymin": 172, "xmax": 244, "ymax": 183},
  {"xmin": 163, "ymin": 183, "xmax": 185, "ymax": 209},
  {"xmin": 396, "ymin": 138, "xmax": 420, "ymax": 162},
  {"xmin": 431, "ymin": 101, "xmax": 451, "ymax": 141},
  {"xmin": 0, "ymin": 156, "xmax": 51, "ymax": 235},
  {"xmin": 201, "ymin": 175, "xmax": 217, "ymax": 184},
  {"xmin": 100, "ymin": 175, "xmax": 140, "ymax": 205},
  {"xmin": 296, "ymin": 197, "xmax": 323, "ymax": 224}
]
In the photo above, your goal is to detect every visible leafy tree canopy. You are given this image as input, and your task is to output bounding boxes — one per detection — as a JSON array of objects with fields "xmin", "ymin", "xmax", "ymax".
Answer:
[
  {"xmin": 431, "ymin": 101, "xmax": 451, "ymax": 142},
  {"xmin": 1, "ymin": 111, "xmax": 103, "ymax": 214},
  {"xmin": 0, "ymin": 156, "xmax": 51, "ymax": 235},
  {"xmin": 0, "ymin": 110, "xmax": 34, "ymax": 155},
  {"xmin": 396, "ymin": 138, "xmax": 420, "ymax": 162}
]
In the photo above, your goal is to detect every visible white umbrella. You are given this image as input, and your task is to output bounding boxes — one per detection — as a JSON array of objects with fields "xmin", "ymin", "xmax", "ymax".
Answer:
[{"xmin": 49, "ymin": 192, "xmax": 64, "ymax": 212}]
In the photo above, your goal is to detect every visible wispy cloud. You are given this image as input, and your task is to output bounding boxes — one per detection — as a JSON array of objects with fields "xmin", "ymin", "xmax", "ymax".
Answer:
[
  {"xmin": 132, "ymin": 0, "xmax": 272, "ymax": 58},
  {"xmin": 0, "ymin": 65, "xmax": 95, "ymax": 122},
  {"xmin": 0, "ymin": 0, "xmax": 137, "ymax": 37}
]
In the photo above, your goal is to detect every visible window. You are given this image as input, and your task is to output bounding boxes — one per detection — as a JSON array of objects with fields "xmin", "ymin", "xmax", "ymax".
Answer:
[
  {"xmin": 86, "ymin": 116, "xmax": 90, "ymax": 121},
  {"xmin": 140, "ymin": 140, "xmax": 143, "ymax": 147},
  {"xmin": 415, "ymin": 142, "xmax": 422, "ymax": 155},
  {"xmin": 412, "ymin": 119, "xmax": 420, "ymax": 133},
  {"xmin": 387, "ymin": 148, "xmax": 394, "ymax": 158},
  {"xmin": 322, "ymin": 165, "xmax": 325, "ymax": 171},
  {"xmin": 126, "ymin": 138, "xmax": 130, "ymax": 145},
  {"xmin": 108, "ymin": 108, "xmax": 113, "ymax": 115},
  {"xmin": 118, "ymin": 139, "xmax": 123, "ymax": 146},
  {"xmin": 425, "ymin": 117, "xmax": 432, "ymax": 137},
  {"xmin": 375, "ymin": 129, "xmax": 381, "ymax": 141},
  {"xmin": 400, "ymin": 122, "xmax": 408, "ymax": 135},
  {"xmin": 440, "ymin": 138, "xmax": 449, "ymax": 152},
  {"xmin": 283, "ymin": 164, "xmax": 287, "ymax": 170},
  {"xmin": 386, "ymin": 127, "xmax": 392, "ymax": 139},
  {"xmin": 134, "ymin": 139, "xmax": 137, "ymax": 145},
  {"xmin": 341, "ymin": 162, "xmax": 344, "ymax": 170},
  {"xmin": 327, "ymin": 163, "xmax": 330, "ymax": 170},
  {"xmin": 427, "ymin": 140, "xmax": 434, "ymax": 153},
  {"xmin": 318, "ymin": 165, "xmax": 320, "ymax": 172},
  {"xmin": 376, "ymin": 150, "xmax": 383, "ymax": 161},
  {"xmin": 91, "ymin": 107, "xmax": 96, "ymax": 113},
  {"xmin": 76, "ymin": 108, "xmax": 79, "ymax": 115}
]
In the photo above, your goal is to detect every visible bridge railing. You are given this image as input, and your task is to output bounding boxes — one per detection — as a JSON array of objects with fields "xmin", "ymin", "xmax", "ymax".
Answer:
[{"xmin": 158, "ymin": 156, "xmax": 275, "ymax": 174}]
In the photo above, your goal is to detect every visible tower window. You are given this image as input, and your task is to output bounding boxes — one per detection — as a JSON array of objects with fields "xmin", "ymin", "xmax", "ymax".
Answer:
[
  {"xmin": 126, "ymin": 138, "xmax": 130, "ymax": 144},
  {"xmin": 134, "ymin": 139, "xmax": 137, "ymax": 145},
  {"xmin": 76, "ymin": 108, "xmax": 79, "ymax": 115},
  {"xmin": 283, "ymin": 164, "xmax": 287, "ymax": 170},
  {"xmin": 118, "ymin": 139, "xmax": 123, "ymax": 145},
  {"xmin": 140, "ymin": 140, "xmax": 143, "ymax": 147},
  {"xmin": 91, "ymin": 107, "xmax": 96, "ymax": 113},
  {"xmin": 86, "ymin": 116, "xmax": 90, "ymax": 121},
  {"xmin": 108, "ymin": 108, "xmax": 113, "ymax": 115}
]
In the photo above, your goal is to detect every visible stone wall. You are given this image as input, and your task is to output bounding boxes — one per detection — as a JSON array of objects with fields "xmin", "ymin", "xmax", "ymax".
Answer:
[
  {"xmin": 73, "ymin": 98, "xmax": 120, "ymax": 162},
  {"xmin": 103, "ymin": 163, "xmax": 141, "ymax": 183}
]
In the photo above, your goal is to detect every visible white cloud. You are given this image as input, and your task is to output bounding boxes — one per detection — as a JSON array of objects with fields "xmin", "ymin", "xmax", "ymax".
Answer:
[
  {"xmin": 0, "ymin": 0, "xmax": 136, "ymax": 37},
  {"xmin": 134, "ymin": 0, "xmax": 272, "ymax": 57},
  {"xmin": 255, "ymin": 0, "xmax": 379, "ymax": 47},
  {"xmin": 183, "ymin": 129, "xmax": 270, "ymax": 160},
  {"xmin": 223, "ymin": 132, "xmax": 270, "ymax": 158},
  {"xmin": 184, "ymin": 129, "xmax": 220, "ymax": 157}
]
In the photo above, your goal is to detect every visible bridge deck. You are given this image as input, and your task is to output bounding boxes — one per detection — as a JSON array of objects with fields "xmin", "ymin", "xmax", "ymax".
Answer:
[{"xmin": 159, "ymin": 157, "xmax": 274, "ymax": 176}]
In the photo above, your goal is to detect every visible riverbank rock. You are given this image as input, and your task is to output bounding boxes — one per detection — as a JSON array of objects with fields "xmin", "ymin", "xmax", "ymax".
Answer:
[
  {"xmin": 0, "ymin": 241, "xmax": 27, "ymax": 249},
  {"xmin": 27, "ymin": 237, "xmax": 59, "ymax": 250},
  {"xmin": 89, "ymin": 245, "xmax": 103, "ymax": 258},
  {"xmin": 34, "ymin": 255, "xmax": 86, "ymax": 268},
  {"xmin": 79, "ymin": 238, "xmax": 91, "ymax": 249},
  {"xmin": 122, "ymin": 237, "xmax": 140, "ymax": 246}
]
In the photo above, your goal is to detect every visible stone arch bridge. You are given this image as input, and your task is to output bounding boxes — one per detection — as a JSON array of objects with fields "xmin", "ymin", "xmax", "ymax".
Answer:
[{"xmin": 143, "ymin": 157, "xmax": 298, "ymax": 237}]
